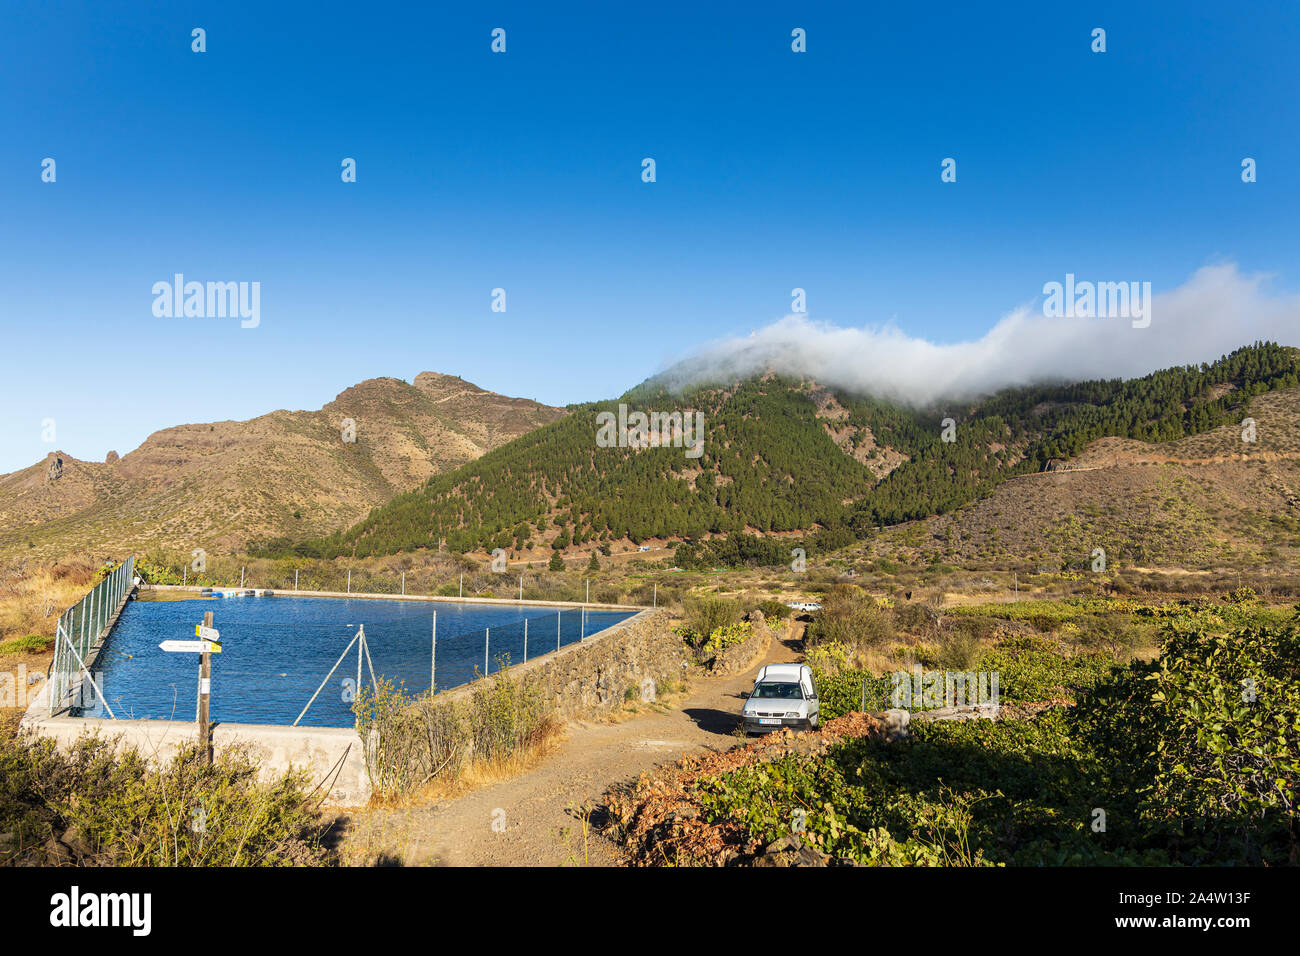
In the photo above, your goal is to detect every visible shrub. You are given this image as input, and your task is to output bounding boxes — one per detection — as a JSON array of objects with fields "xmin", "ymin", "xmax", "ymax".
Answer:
[
  {"xmin": 697, "ymin": 621, "xmax": 752, "ymax": 657},
  {"xmin": 680, "ymin": 594, "xmax": 740, "ymax": 649},
  {"xmin": 805, "ymin": 585, "xmax": 894, "ymax": 650},
  {"xmin": 354, "ymin": 669, "xmax": 557, "ymax": 799},
  {"xmin": 1074, "ymin": 617, "xmax": 1300, "ymax": 864},
  {"xmin": 0, "ymin": 634, "xmax": 52, "ymax": 656},
  {"xmin": 0, "ymin": 734, "xmax": 327, "ymax": 866}
]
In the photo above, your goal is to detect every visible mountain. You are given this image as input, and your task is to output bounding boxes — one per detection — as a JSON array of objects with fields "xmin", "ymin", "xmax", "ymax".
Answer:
[
  {"xmin": 871, "ymin": 384, "xmax": 1300, "ymax": 572},
  {"xmin": 274, "ymin": 343, "xmax": 1299, "ymax": 564},
  {"xmin": 0, "ymin": 373, "xmax": 565, "ymax": 560}
]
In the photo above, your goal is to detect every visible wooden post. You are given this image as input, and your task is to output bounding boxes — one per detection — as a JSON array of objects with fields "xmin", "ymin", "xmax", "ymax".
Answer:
[
  {"xmin": 199, "ymin": 611, "xmax": 213, "ymax": 765},
  {"xmin": 240, "ymin": 566, "xmax": 245, "ymax": 588},
  {"xmin": 653, "ymin": 583, "xmax": 657, "ymax": 608},
  {"xmin": 484, "ymin": 628, "xmax": 490, "ymax": 678},
  {"xmin": 294, "ymin": 568, "xmax": 299, "ymax": 591},
  {"xmin": 431, "ymin": 611, "xmax": 437, "ymax": 693},
  {"xmin": 459, "ymin": 574, "xmax": 463, "ymax": 599},
  {"xmin": 401, "ymin": 571, "xmax": 405, "ymax": 595},
  {"xmin": 557, "ymin": 611, "xmax": 561, "ymax": 652},
  {"xmin": 347, "ymin": 570, "xmax": 351, "ymax": 594},
  {"xmin": 523, "ymin": 617, "xmax": 528, "ymax": 663}
]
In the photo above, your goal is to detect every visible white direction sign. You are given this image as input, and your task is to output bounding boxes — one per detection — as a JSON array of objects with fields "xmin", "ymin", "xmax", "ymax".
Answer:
[
  {"xmin": 195, "ymin": 625, "xmax": 220, "ymax": 641},
  {"xmin": 159, "ymin": 640, "xmax": 222, "ymax": 654}
]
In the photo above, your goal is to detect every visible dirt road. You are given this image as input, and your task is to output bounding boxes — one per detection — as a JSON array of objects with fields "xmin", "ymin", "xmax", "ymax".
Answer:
[{"xmin": 343, "ymin": 622, "xmax": 803, "ymax": 866}]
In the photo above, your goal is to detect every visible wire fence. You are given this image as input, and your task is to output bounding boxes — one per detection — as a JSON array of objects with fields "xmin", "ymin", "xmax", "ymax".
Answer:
[
  {"xmin": 49, "ymin": 556, "xmax": 135, "ymax": 717},
  {"xmin": 430, "ymin": 606, "xmax": 596, "ymax": 690},
  {"xmin": 150, "ymin": 557, "xmax": 662, "ymax": 607}
]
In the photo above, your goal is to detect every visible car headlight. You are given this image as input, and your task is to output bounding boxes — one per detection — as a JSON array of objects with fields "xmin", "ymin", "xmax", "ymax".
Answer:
[{"xmin": 785, "ymin": 712, "xmax": 800, "ymax": 718}]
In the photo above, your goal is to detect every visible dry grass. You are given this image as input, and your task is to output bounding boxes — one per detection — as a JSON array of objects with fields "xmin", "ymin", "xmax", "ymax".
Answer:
[
  {"xmin": 0, "ymin": 560, "xmax": 99, "ymax": 720},
  {"xmin": 0, "ymin": 559, "xmax": 96, "ymax": 645},
  {"xmin": 407, "ymin": 725, "xmax": 568, "ymax": 806}
]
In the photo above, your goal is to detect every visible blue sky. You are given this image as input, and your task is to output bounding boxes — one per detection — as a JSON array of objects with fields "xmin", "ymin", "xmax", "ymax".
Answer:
[{"xmin": 2, "ymin": 0, "xmax": 1298, "ymax": 473}]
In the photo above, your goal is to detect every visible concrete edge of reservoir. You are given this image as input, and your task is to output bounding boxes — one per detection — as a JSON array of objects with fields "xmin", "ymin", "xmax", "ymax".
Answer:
[
  {"xmin": 142, "ymin": 583, "xmax": 646, "ymax": 611},
  {"xmin": 19, "ymin": 604, "xmax": 659, "ymax": 807}
]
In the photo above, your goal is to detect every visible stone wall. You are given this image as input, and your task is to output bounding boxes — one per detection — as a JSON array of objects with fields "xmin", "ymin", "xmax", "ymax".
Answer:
[
  {"xmin": 703, "ymin": 612, "xmax": 777, "ymax": 677},
  {"xmin": 436, "ymin": 607, "xmax": 687, "ymax": 717}
]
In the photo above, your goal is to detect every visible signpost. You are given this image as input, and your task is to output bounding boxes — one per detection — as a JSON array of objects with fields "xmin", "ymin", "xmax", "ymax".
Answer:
[{"xmin": 158, "ymin": 611, "xmax": 220, "ymax": 764}]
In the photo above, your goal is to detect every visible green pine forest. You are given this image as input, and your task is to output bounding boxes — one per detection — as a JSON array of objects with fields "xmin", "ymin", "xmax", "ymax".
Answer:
[{"xmin": 249, "ymin": 343, "xmax": 1299, "ymax": 562}]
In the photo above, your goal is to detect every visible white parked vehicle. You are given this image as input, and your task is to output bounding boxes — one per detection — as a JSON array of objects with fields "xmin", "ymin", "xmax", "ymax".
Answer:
[
  {"xmin": 784, "ymin": 601, "xmax": 822, "ymax": 613},
  {"xmin": 741, "ymin": 663, "xmax": 820, "ymax": 734}
]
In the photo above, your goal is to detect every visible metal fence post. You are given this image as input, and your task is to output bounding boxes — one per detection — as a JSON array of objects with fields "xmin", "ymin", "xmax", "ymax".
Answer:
[
  {"xmin": 431, "ymin": 611, "xmax": 437, "ymax": 692},
  {"xmin": 484, "ymin": 627, "xmax": 490, "ymax": 677},
  {"xmin": 523, "ymin": 617, "xmax": 528, "ymax": 663}
]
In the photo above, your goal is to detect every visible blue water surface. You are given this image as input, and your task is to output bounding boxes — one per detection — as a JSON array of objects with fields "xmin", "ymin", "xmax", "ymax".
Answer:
[{"xmin": 91, "ymin": 595, "xmax": 636, "ymax": 727}]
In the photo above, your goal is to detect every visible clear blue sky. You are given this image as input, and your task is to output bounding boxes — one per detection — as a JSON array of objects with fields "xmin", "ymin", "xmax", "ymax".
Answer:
[{"xmin": 2, "ymin": 0, "xmax": 1297, "ymax": 473}]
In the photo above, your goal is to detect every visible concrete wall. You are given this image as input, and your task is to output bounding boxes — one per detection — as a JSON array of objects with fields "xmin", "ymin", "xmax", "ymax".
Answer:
[{"xmin": 20, "ymin": 686, "xmax": 370, "ymax": 806}]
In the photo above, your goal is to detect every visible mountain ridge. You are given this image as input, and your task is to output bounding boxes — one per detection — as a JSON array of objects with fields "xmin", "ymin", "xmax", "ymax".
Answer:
[
  {"xmin": 0, "ymin": 374, "xmax": 565, "ymax": 560},
  {"xmin": 272, "ymin": 342, "xmax": 1299, "ymax": 563}
]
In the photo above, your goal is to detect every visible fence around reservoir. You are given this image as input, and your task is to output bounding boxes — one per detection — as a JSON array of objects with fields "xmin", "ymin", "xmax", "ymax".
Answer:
[{"xmin": 49, "ymin": 556, "xmax": 135, "ymax": 717}]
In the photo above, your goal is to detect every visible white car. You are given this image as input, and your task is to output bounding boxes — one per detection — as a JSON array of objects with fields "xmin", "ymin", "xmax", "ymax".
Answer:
[
  {"xmin": 784, "ymin": 601, "xmax": 822, "ymax": 613},
  {"xmin": 741, "ymin": 663, "xmax": 820, "ymax": 734}
]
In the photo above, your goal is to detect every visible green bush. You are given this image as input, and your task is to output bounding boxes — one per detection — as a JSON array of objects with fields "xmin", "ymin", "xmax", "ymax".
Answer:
[
  {"xmin": 680, "ymin": 594, "xmax": 740, "ymax": 649},
  {"xmin": 694, "ymin": 614, "xmax": 1299, "ymax": 866},
  {"xmin": 812, "ymin": 668, "xmax": 895, "ymax": 719},
  {"xmin": 0, "ymin": 634, "xmax": 52, "ymax": 657},
  {"xmin": 697, "ymin": 621, "xmax": 752, "ymax": 657},
  {"xmin": 976, "ymin": 636, "xmax": 1117, "ymax": 703},
  {"xmin": 805, "ymin": 585, "xmax": 894, "ymax": 650},
  {"xmin": 757, "ymin": 599, "xmax": 791, "ymax": 621},
  {"xmin": 0, "ymin": 734, "xmax": 327, "ymax": 866},
  {"xmin": 1074, "ymin": 616, "xmax": 1300, "ymax": 864}
]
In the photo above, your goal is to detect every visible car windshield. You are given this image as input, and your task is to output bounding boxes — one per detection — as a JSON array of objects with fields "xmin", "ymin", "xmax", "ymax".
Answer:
[{"xmin": 751, "ymin": 681, "xmax": 803, "ymax": 700}]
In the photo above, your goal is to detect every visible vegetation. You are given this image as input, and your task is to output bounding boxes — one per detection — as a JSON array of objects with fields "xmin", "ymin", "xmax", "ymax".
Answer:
[
  {"xmin": 253, "ymin": 343, "xmax": 1297, "ymax": 562},
  {"xmin": 0, "ymin": 734, "xmax": 329, "ymax": 866},
  {"xmin": 353, "ymin": 668, "xmax": 558, "ymax": 800},
  {"xmin": 690, "ymin": 603, "xmax": 1299, "ymax": 865}
]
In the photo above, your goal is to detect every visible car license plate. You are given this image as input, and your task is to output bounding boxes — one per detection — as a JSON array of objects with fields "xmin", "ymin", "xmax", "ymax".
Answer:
[{"xmin": 759, "ymin": 718, "xmax": 781, "ymax": 725}]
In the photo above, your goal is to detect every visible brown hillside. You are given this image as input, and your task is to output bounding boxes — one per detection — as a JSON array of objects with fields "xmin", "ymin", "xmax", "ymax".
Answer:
[
  {"xmin": 0, "ymin": 375, "xmax": 565, "ymax": 560},
  {"xmin": 872, "ymin": 387, "xmax": 1300, "ymax": 572}
]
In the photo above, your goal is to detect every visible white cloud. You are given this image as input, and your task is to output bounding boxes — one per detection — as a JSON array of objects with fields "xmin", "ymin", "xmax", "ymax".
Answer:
[{"xmin": 657, "ymin": 264, "xmax": 1300, "ymax": 405}]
